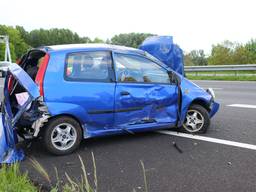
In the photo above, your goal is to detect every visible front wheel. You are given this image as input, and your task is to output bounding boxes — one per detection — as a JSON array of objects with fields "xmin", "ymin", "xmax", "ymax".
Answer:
[
  {"xmin": 181, "ymin": 104, "xmax": 210, "ymax": 134},
  {"xmin": 43, "ymin": 116, "xmax": 82, "ymax": 155}
]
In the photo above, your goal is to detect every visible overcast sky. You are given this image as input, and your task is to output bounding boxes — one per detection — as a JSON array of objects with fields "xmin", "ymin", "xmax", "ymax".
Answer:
[{"xmin": 0, "ymin": 0, "xmax": 255, "ymax": 54}]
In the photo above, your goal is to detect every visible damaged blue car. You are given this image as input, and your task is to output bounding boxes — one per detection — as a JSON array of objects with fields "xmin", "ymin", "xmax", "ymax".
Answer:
[{"xmin": 0, "ymin": 36, "xmax": 219, "ymax": 163}]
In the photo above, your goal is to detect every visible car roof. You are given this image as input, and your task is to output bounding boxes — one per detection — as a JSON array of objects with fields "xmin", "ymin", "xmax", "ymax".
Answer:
[
  {"xmin": 42, "ymin": 43, "xmax": 146, "ymax": 55},
  {"xmin": 36, "ymin": 43, "xmax": 170, "ymax": 70}
]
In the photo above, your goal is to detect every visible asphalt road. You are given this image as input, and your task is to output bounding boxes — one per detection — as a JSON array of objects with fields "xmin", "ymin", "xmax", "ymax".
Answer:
[{"xmin": 1, "ymin": 79, "xmax": 256, "ymax": 191}]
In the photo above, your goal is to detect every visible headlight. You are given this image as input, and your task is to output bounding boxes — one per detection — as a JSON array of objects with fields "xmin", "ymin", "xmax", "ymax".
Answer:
[{"xmin": 206, "ymin": 88, "xmax": 215, "ymax": 100}]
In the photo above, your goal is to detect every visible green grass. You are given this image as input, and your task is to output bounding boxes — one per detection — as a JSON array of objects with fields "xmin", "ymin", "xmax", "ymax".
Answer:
[{"xmin": 0, "ymin": 164, "xmax": 37, "ymax": 192}]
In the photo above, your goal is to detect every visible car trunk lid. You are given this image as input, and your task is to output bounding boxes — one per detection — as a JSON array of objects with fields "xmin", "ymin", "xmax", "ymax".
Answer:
[{"xmin": 0, "ymin": 63, "xmax": 40, "ymax": 163}]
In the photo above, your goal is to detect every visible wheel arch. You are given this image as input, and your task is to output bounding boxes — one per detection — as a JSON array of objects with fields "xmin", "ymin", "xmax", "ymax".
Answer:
[
  {"xmin": 179, "ymin": 97, "xmax": 211, "ymax": 126},
  {"xmin": 180, "ymin": 98, "xmax": 211, "ymax": 133},
  {"xmin": 44, "ymin": 113, "xmax": 84, "ymax": 136},
  {"xmin": 190, "ymin": 98, "xmax": 211, "ymax": 112}
]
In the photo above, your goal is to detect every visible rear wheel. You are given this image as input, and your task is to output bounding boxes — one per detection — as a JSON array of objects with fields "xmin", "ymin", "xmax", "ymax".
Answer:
[
  {"xmin": 43, "ymin": 116, "xmax": 82, "ymax": 155},
  {"xmin": 181, "ymin": 104, "xmax": 210, "ymax": 134}
]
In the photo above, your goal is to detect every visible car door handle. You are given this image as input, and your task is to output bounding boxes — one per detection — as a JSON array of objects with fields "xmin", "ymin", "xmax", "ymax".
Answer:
[{"xmin": 120, "ymin": 91, "xmax": 130, "ymax": 96}]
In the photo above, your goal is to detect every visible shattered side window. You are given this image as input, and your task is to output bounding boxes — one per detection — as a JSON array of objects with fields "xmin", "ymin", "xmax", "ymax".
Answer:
[
  {"xmin": 115, "ymin": 53, "xmax": 170, "ymax": 84},
  {"xmin": 65, "ymin": 51, "xmax": 112, "ymax": 82}
]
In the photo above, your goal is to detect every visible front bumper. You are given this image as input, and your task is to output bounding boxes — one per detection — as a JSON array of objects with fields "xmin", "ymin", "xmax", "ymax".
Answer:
[
  {"xmin": 206, "ymin": 88, "xmax": 219, "ymax": 118},
  {"xmin": 209, "ymin": 102, "xmax": 220, "ymax": 118}
]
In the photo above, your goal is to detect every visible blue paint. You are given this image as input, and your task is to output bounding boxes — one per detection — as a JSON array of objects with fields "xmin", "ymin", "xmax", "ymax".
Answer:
[{"xmin": 139, "ymin": 36, "xmax": 184, "ymax": 75}]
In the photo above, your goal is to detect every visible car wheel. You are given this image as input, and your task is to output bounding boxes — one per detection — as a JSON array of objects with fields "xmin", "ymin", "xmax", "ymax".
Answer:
[
  {"xmin": 43, "ymin": 116, "xmax": 82, "ymax": 155},
  {"xmin": 182, "ymin": 104, "xmax": 210, "ymax": 134}
]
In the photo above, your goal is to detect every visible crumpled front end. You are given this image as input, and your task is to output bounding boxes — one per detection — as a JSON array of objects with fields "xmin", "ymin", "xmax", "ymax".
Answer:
[
  {"xmin": 209, "ymin": 101, "xmax": 219, "ymax": 118},
  {"xmin": 177, "ymin": 76, "xmax": 220, "ymax": 126}
]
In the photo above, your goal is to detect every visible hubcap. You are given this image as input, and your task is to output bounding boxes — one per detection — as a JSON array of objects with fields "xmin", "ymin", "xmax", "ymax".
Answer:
[
  {"xmin": 51, "ymin": 123, "xmax": 77, "ymax": 151},
  {"xmin": 183, "ymin": 109, "xmax": 204, "ymax": 133}
]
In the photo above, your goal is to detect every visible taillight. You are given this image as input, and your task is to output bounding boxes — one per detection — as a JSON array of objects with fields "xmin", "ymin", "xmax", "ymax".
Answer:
[
  {"xmin": 35, "ymin": 53, "xmax": 50, "ymax": 96},
  {"xmin": 8, "ymin": 76, "xmax": 13, "ymax": 92}
]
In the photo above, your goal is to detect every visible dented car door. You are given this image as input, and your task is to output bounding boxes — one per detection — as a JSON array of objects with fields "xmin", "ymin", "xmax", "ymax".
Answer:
[{"xmin": 113, "ymin": 53, "xmax": 178, "ymax": 130}]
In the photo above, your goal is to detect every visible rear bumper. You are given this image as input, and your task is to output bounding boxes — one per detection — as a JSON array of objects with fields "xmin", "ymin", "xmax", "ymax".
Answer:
[
  {"xmin": 209, "ymin": 102, "xmax": 220, "ymax": 118},
  {"xmin": 0, "ymin": 113, "xmax": 24, "ymax": 164}
]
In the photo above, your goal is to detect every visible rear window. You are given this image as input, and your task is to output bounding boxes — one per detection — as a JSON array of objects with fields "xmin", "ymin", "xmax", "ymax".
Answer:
[{"xmin": 65, "ymin": 51, "xmax": 113, "ymax": 82}]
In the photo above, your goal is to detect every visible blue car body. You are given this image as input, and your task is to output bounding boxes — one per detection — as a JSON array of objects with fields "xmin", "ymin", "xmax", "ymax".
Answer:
[{"xmin": 0, "ymin": 43, "xmax": 219, "ymax": 163}]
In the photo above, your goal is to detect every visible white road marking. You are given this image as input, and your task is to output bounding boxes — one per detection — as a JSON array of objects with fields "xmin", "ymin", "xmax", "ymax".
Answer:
[
  {"xmin": 227, "ymin": 104, "xmax": 256, "ymax": 109},
  {"xmin": 157, "ymin": 130, "xmax": 256, "ymax": 151},
  {"xmin": 202, "ymin": 87, "xmax": 223, "ymax": 90}
]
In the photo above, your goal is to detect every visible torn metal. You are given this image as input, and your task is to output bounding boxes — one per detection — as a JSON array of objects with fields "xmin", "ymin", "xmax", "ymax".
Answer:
[{"xmin": 0, "ymin": 64, "xmax": 50, "ymax": 163}]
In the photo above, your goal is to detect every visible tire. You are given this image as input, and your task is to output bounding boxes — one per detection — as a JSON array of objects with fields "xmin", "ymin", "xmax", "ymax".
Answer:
[
  {"xmin": 181, "ymin": 104, "xmax": 210, "ymax": 134},
  {"xmin": 43, "ymin": 116, "xmax": 82, "ymax": 155}
]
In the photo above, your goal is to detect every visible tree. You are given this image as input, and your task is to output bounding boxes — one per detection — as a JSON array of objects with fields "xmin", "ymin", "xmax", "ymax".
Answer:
[
  {"xmin": 208, "ymin": 40, "xmax": 256, "ymax": 65},
  {"xmin": 0, "ymin": 25, "xmax": 29, "ymax": 61},
  {"xmin": 27, "ymin": 28, "xmax": 92, "ymax": 47},
  {"xmin": 111, "ymin": 33, "xmax": 154, "ymax": 48},
  {"xmin": 16, "ymin": 26, "xmax": 30, "ymax": 45},
  {"xmin": 232, "ymin": 45, "xmax": 251, "ymax": 64},
  {"xmin": 188, "ymin": 50, "xmax": 208, "ymax": 66},
  {"xmin": 245, "ymin": 39, "xmax": 256, "ymax": 63},
  {"xmin": 208, "ymin": 41, "xmax": 235, "ymax": 65},
  {"xmin": 184, "ymin": 53, "xmax": 194, "ymax": 66},
  {"xmin": 91, "ymin": 37, "xmax": 104, "ymax": 43}
]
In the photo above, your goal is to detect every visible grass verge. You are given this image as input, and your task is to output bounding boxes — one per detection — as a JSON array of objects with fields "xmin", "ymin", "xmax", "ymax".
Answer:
[{"xmin": 0, "ymin": 164, "xmax": 37, "ymax": 192}]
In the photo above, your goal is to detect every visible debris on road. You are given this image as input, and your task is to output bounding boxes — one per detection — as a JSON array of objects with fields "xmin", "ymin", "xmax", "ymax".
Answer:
[
  {"xmin": 65, "ymin": 162, "xmax": 75, "ymax": 167},
  {"xmin": 172, "ymin": 141, "xmax": 183, "ymax": 153}
]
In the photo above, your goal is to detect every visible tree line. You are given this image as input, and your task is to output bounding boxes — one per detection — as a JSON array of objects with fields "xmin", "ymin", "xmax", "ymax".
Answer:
[
  {"xmin": 0, "ymin": 25, "xmax": 255, "ymax": 65},
  {"xmin": 185, "ymin": 40, "xmax": 256, "ymax": 65}
]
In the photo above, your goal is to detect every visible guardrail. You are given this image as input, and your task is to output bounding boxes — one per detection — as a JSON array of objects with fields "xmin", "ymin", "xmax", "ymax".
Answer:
[
  {"xmin": 185, "ymin": 64, "xmax": 256, "ymax": 76},
  {"xmin": 185, "ymin": 64, "xmax": 256, "ymax": 72}
]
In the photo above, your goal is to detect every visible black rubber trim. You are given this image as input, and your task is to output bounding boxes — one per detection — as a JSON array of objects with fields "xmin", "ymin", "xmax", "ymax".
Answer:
[
  {"xmin": 156, "ymin": 103, "xmax": 173, "ymax": 110},
  {"xmin": 88, "ymin": 106, "xmax": 143, "ymax": 114}
]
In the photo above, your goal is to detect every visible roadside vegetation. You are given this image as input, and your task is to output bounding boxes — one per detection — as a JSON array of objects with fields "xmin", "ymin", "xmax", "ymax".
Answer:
[
  {"xmin": 0, "ymin": 153, "xmax": 149, "ymax": 192},
  {"xmin": 0, "ymin": 164, "xmax": 37, "ymax": 192},
  {"xmin": 0, "ymin": 25, "xmax": 153, "ymax": 61},
  {"xmin": 184, "ymin": 40, "xmax": 256, "ymax": 66},
  {"xmin": 0, "ymin": 24, "xmax": 255, "ymax": 67}
]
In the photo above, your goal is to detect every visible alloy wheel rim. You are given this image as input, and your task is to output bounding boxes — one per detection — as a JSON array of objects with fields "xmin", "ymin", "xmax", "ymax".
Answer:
[
  {"xmin": 183, "ymin": 109, "xmax": 204, "ymax": 133},
  {"xmin": 51, "ymin": 123, "xmax": 77, "ymax": 151}
]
